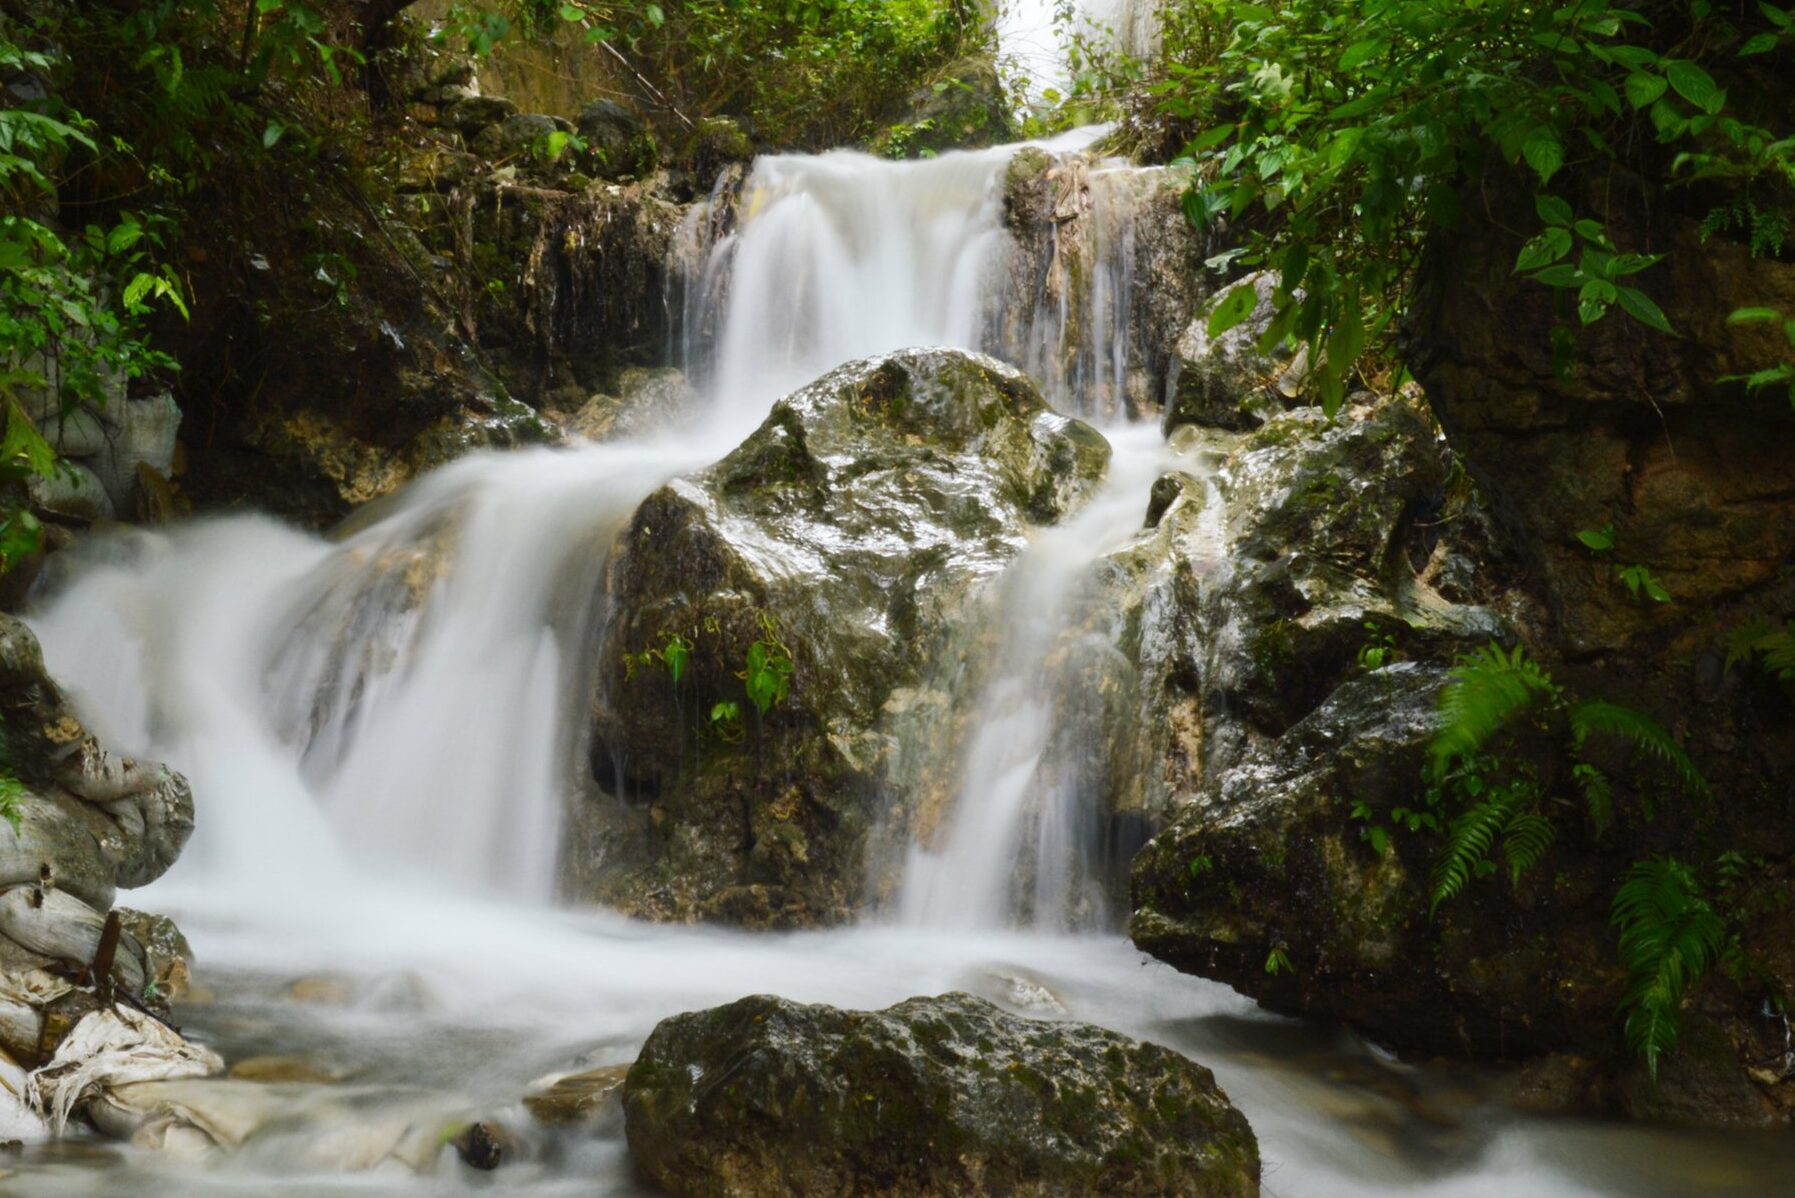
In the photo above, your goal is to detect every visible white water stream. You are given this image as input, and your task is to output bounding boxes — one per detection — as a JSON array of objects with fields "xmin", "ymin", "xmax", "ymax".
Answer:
[{"xmin": 8, "ymin": 117, "xmax": 1790, "ymax": 1198}]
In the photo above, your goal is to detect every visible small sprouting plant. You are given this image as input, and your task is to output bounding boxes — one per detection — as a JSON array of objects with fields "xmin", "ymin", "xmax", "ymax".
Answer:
[
  {"xmin": 1356, "ymin": 621, "xmax": 1398, "ymax": 671},
  {"xmin": 1264, "ymin": 944, "xmax": 1293, "ymax": 976},
  {"xmin": 739, "ymin": 612, "xmax": 794, "ymax": 717},
  {"xmin": 709, "ymin": 700, "xmax": 744, "ymax": 743},
  {"xmin": 624, "ymin": 630, "xmax": 693, "ymax": 686},
  {"xmin": 1188, "ymin": 853, "xmax": 1214, "ymax": 878},
  {"xmin": 1576, "ymin": 523, "xmax": 1671, "ymax": 603}
]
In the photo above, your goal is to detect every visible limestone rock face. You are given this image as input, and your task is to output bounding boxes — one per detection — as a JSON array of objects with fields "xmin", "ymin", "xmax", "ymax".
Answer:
[
  {"xmin": 565, "ymin": 349, "xmax": 1108, "ymax": 926},
  {"xmin": 622, "ymin": 992, "xmax": 1259, "ymax": 1198},
  {"xmin": 0, "ymin": 615, "xmax": 195, "ymax": 1065}
]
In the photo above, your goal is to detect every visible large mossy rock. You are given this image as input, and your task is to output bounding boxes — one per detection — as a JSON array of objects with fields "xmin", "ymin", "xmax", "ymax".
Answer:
[
  {"xmin": 622, "ymin": 992, "xmax": 1259, "ymax": 1198},
  {"xmin": 1131, "ymin": 664, "xmax": 1625, "ymax": 1060},
  {"xmin": 565, "ymin": 349, "xmax": 1108, "ymax": 926}
]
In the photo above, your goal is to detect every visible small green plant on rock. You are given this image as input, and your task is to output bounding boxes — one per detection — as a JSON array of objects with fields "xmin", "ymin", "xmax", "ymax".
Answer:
[
  {"xmin": 1576, "ymin": 523, "xmax": 1671, "ymax": 604},
  {"xmin": 740, "ymin": 612, "xmax": 794, "ymax": 718}
]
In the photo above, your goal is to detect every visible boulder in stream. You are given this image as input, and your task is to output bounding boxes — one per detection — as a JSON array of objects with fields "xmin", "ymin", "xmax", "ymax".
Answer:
[
  {"xmin": 567, "ymin": 348, "xmax": 1109, "ymax": 927},
  {"xmin": 622, "ymin": 992, "xmax": 1259, "ymax": 1198}
]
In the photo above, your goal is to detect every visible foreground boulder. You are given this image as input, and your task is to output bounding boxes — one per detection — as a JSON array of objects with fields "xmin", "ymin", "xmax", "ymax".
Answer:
[
  {"xmin": 622, "ymin": 992, "xmax": 1259, "ymax": 1198},
  {"xmin": 566, "ymin": 349, "xmax": 1108, "ymax": 926}
]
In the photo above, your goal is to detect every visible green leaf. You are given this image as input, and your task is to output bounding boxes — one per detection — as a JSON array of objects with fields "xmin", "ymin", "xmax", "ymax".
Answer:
[
  {"xmin": 1739, "ymin": 32, "xmax": 1780, "ymax": 55},
  {"xmin": 1726, "ymin": 307, "xmax": 1781, "ymax": 324},
  {"xmin": 1206, "ymin": 282, "xmax": 1259, "ymax": 338},
  {"xmin": 1338, "ymin": 38, "xmax": 1389, "ymax": 70},
  {"xmin": 1763, "ymin": 2, "xmax": 1792, "ymax": 29},
  {"xmin": 1186, "ymin": 124, "xmax": 1234, "ymax": 152},
  {"xmin": 558, "ymin": 3, "xmax": 585, "ymax": 18},
  {"xmin": 263, "ymin": 121, "xmax": 285, "ymax": 149},
  {"xmin": 1516, "ymin": 228, "xmax": 1573, "ymax": 272},
  {"xmin": 1624, "ymin": 72, "xmax": 1668, "ymax": 108},
  {"xmin": 1522, "ymin": 126, "xmax": 1564, "ymax": 182},
  {"xmin": 1665, "ymin": 60, "xmax": 1725, "ymax": 114},
  {"xmin": 1616, "ymin": 286, "xmax": 1674, "ymax": 334},
  {"xmin": 1577, "ymin": 523, "xmax": 1616, "ymax": 552},
  {"xmin": 1535, "ymin": 195, "xmax": 1574, "ymax": 227}
]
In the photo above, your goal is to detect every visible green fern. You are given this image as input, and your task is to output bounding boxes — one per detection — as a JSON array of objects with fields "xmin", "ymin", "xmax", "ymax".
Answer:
[
  {"xmin": 1726, "ymin": 619, "xmax": 1795, "ymax": 691},
  {"xmin": 1568, "ymin": 701, "xmax": 1710, "ymax": 800},
  {"xmin": 1428, "ymin": 644, "xmax": 1558, "ymax": 779},
  {"xmin": 1611, "ymin": 857, "xmax": 1726, "ymax": 1080},
  {"xmin": 1501, "ymin": 811, "xmax": 1555, "ymax": 884},
  {"xmin": 1429, "ymin": 781, "xmax": 1525, "ymax": 915},
  {"xmin": 0, "ymin": 770, "xmax": 24, "ymax": 834}
]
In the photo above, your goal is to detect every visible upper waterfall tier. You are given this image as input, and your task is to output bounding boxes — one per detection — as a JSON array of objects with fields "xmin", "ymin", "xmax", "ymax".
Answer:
[{"xmin": 671, "ymin": 131, "xmax": 1205, "ymax": 431}]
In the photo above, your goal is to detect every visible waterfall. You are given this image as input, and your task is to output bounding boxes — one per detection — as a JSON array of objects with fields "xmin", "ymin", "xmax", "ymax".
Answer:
[
  {"xmin": 898, "ymin": 422, "xmax": 1180, "ymax": 931},
  {"xmin": 31, "ymin": 133, "xmax": 1193, "ymax": 929}
]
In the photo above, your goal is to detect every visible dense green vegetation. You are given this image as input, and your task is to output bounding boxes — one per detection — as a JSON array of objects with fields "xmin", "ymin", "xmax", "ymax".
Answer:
[{"xmin": 1075, "ymin": 0, "xmax": 1794, "ymax": 412}]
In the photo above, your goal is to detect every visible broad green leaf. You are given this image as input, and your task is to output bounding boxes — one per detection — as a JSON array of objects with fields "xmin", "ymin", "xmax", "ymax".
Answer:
[
  {"xmin": 1522, "ymin": 126, "xmax": 1564, "ymax": 182},
  {"xmin": 1739, "ymin": 32, "xmax": 1780, "ymax": 55},
  {"xmin": 1206, "ymin": 282, "xmax": 1259, "ymax": 338},
  {"xmin": 1625, "ymin": 72, "xmax": 1667, "ymax": 108},
  {"xmin": 1578, "ymin": 524, "xmax": 1617, "ymax": 551},
  {"xmin": 1338, "ymin": 38, "xmax": 1389, "ymax": 70},
  {"xmin": 1763, "ymin": 2, "xmax": 1792, "ymax": 29},
  {"xmin": 1186, "ymin": 124, "xmax": 1234, "ymax": 152},
  {"xmin": 1617, "ymin": 286, "xmax": 1675, "ymax": 334},
  {"xmin": 1665, "ymin": 60, "xmax": 1725, "ymax": 114},
  {"xmin": 1536, "ymin": 194, "xmax": 1574, "ymax": 226},
  {"xmin": 1530, "ymin": 263, "xmax": 1584, "ymax": 287},
  {"xmin": 1515, "ymin": 227, "xmax": 1573, "ymax": 272},
  {"xmin": 1726, "ymin": 307, "xmax": 1781, "ymax": 324}
]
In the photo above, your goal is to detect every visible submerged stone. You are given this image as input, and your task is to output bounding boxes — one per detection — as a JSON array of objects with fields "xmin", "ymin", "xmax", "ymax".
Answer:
[{"xmin": 622, "ymin": 992, "xmax": 1259, "ymax": 1198}]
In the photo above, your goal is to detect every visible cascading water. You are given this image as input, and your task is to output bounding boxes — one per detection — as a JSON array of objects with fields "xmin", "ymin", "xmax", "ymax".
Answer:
[
  {"xmin": 10, "ymin": 118, "xmax": 1788, "ymax": 1198},
  {"xmin": 898, "ymin": 422, "xmax": 1184, "ymax": 931}
]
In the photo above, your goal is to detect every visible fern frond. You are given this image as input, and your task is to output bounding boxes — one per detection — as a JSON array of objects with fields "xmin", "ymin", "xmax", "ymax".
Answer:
[
  {"xmin": 1501, "ymin": 811, "xmax": 1555, "ymax": 884},
  {"xmin": 1573, "ymin": 763, "xmax": 1613, "ymax": 838},
  {"xmin": 1429, "ymin": 784, "xmax": 1524, "ymax": 915},
  {"xmin": 0, "ymin": 770, "xmax": 23, "ymax": 834},
  {"xmin": 1726, "ymin": 619, "xmax": 1795, "ymax": 690},
  {"xmin": 1429, "ymin": 644, "xmax": 1557, "ymax": 778},
  {"xmin": 1569, "ymin": 700, "xmax": 1710, "ymax": 799},
  {"xmin": 1612, "ymin": 857, "xmax": 1724, "ymax": 1079}
]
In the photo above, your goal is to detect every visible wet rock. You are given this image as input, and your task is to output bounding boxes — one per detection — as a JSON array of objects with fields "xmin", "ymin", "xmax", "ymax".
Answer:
[
  {"xmin": 1196, "ymin": 393, "xmax": 1513, "ymax": 749},
  {"xmin": 522, "ymin": 1063, "xmax": 629, "ymax": 1125},
  {"xmin": 227, "ymin": 1056, "xmax": 350, "ymax": 1085},
  {"xmin": 873, "ymin": 54, "xmax": 1009, "ymax": 157},
  {"xmin": 575, "ymin": 100, "xmax": 658, "ymax": 180},
  {"xmin": 443, "ymin": 94, "xmax": 518, "ymax": 137},
  {"xmin": 568, "ymin": 349, "xmax": 1108, "ymax": 925},
  {"xmin": 996, "ymin": 147, "xmax": 1205, "ymax": 420},
  {"xmin": 682, "ymin": 116, "xmax": 753, "ymax": 190},
  {"xmin": 1131, "ymin": 662, "xmax": 1637, "ymax": 1064},
  {"xmin": 1613, "ymin": 1014, "xmax": 1780, "ymax": 1129},
  {"xmin": 471, "ymin": 112, "xmax": 565, "ymax": 161},
  {"xmin": 1164, "ymin": 272, "xmax": 1289, "ymax": 433},
  {"xmin": 396, "ymin": 144, "xmax": 480, "ymax": 193},
  {"xmin": 623, "ymin": 992, "xmax": 1259, "ymax": 1198},
  {"xmin": 557, "ymin": 367, "xmax": 698, "ymax": 443}
]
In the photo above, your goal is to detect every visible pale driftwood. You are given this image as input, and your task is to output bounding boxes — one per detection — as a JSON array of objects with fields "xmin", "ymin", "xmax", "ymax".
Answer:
[{"xmin": 0, "ymin": 889, "xmax": 144, "ymax": 995}]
